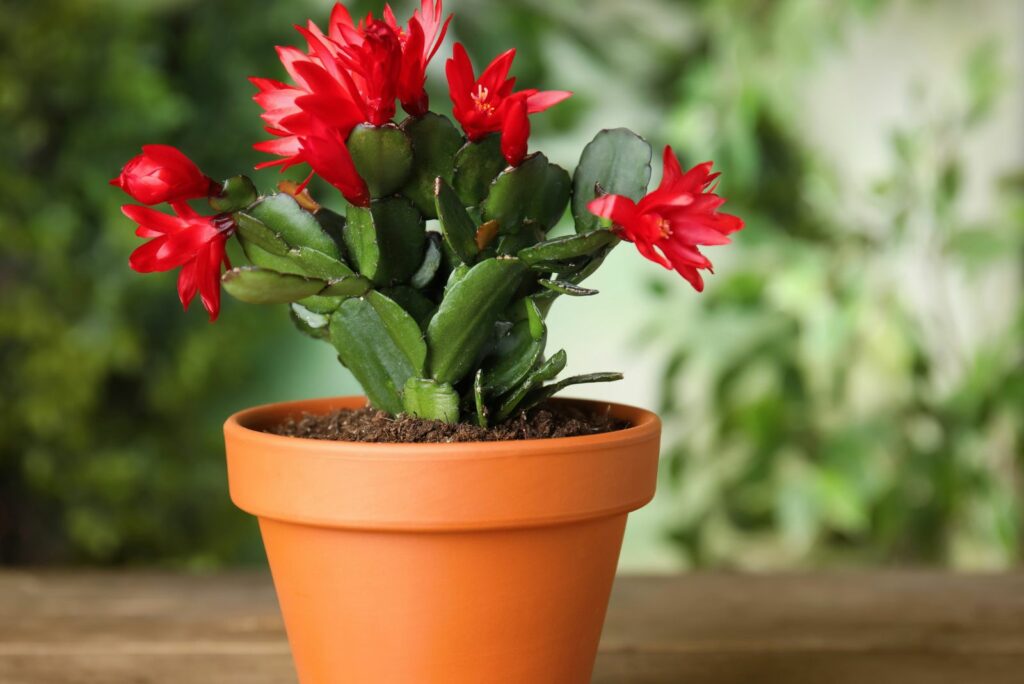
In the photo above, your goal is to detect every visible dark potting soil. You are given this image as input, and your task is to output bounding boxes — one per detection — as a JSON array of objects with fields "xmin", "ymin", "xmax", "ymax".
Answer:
[{"xmin": 269, "ymin": 403, "xmax": 629, "ymax": 443}]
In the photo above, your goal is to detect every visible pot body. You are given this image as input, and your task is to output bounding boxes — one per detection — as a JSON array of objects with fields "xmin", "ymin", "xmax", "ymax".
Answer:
[{"xmin": 225, "ymin": 396, "xmax": 660, "ymax": 684}]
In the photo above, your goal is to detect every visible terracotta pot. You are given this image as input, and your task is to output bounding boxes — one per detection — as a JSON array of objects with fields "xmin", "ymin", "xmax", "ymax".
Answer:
[{"xmin": 224, "ymin": 395, "xmax": 660, "ymax": 684}]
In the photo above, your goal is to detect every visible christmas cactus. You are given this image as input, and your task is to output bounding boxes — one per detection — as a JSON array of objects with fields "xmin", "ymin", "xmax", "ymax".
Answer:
[{"xmin": 112, "ymin": 1, "xmax": 743, "ymax": 426}]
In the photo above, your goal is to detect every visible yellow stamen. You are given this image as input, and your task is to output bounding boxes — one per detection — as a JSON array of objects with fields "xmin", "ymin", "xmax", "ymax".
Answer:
[{"xmin": 471, "ymin": 85, "xmax": 495, "ymax": 114}]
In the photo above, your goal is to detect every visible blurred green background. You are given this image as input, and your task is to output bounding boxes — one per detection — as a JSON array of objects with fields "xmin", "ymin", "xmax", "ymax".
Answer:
[{"xmin": 1, "ymin": 0, "xmax": 1021, "ymax": 570}]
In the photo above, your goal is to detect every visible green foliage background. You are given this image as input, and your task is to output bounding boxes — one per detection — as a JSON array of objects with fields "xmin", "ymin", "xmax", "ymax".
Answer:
[{"xmin": 1, "ymin": 0, "xmax": 1020, "ymax": 567}]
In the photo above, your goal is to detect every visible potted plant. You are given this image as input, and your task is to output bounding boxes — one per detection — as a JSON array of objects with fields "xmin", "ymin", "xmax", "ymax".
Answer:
[{"xmin": 111, "ymin": 2, "xmax": 743, "ymax": 681}]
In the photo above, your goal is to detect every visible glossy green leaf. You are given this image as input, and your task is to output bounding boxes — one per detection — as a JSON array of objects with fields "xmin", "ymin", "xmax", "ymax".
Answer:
[
  {"xmin": 426, "ymin": 257, "xmax": 527, "ymax": 384},
  {"xmin": 452, "ymin": 134, "xmax": 505, "ymax": 205},
  {"xmin": 434, "ymin": 177, "xmax": 479, "ymax": 264},
  {"xmin": 519, "ymin": 372, "xmax": 624, "ymax": 413},
  {"xmin": 539, "ymin": 279, "xmax": 598, "ymax": 296},
  {"xmin": 366, "ymin": 290, "xmax": 427, "ymax": 374},
  {"xmin": 346, "ymin": 123, "xmax": 413, "ymax": 198},
  {"xmin": 244, "ymin": 193, "xmax": 340, "ymax": 257},
  {"xmin": 495, "ymin": 349, "xmax": 567, "ymax": 421},
  {"xmin": 241, "ymin": 236, "xmax": 352, "ymax": 280},
  {"xmin": 481, "ymin": 319, "xmax": 547, "ymax": 396},
  {"xmin": 320, "ymin": 274, "xmax": 372, "ymax": 297},
  {"xmin": 287, "ymin": 246, "xmax": 353, "ymax": 280},
  {"xmin": 209, "ymin": 175, "xmax": 257, "ymax": 213},
  {"xmin": 382, "ymin": 285, "xmax": 436, "ymax": 330},
  {"xmin": 402, "ymin": 378, "xmax": 460, "ymax": 423},
  {"xmin": 474, "ymin": 369, "xmax": 487, "ymax": 428},
  {"xmin": 443, "ymin": 262, "xmax": 470, "ymax": 297},
  {"xmin": 240, "ymin": 240, "xmax": 305, "ymax": 276},
  {"xmin": 572, "ymin": 128, "xmax": 652, "ymax": 233},
  {"xmin": 295, "ymin": 294, "xmax": 345, "ymax": 314},
  {"xmin": 221, "ymin": 266, "xmax": 326, "ymax": 304},
  {"xmin": 290, "ymin": 303, "xmax": 330, "ymax": 340},
  {"xmin": 344, "ymin": 197, "xmax": 426, "ymax": 286},
  {"xmin": 235, "ymin": 213, "xmax": 289, "ymax": 256},
  {"xmin": 495, "ymin": 223, "xmax": 546, "ymax": 256},
  {"xmin": 315, "ymin": 208, "xmax": 347, "ymax": 252},
  {"xmin": 411, "ymin": 234, "xmax": 443, "ymax": 289},
  {"xmin": 533, "ymin": 244, "xmax": 615, "ymax": 306},
  {"xmin": 400, "ymin": 113, "xmax": 465, "ymax": 217},
  {"xmin": 525, "ymin": 297, "xmax": 544, "ymax": 340},
  {"xmin": 329, "ymin": 292, "xmax": 426, "ymax": 414},
  {"xmin": 518, "ymin": 229, "xmax": 617, "ymax": 266},
  {"xmin": 482, "ymin": 153, "xmax": 570, "ymax": 233}
]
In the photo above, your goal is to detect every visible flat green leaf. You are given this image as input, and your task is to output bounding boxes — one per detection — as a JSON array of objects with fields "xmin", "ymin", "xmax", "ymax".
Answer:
[
  {"xmin": 572, "ymin": 128, "xmax": 652, "ymax": 233},
  {"xmin": 221, "ymin": 267, "xmax": 326, "ymax": 304},
  {"xmin": 209, "ymin": 175, "xmax": 257, "ymax": 213},
  {"xmin": 533, "ymin": 244, "xmax": 615, "ymax": 306},
  {"xmin": 241, "ymin": 240, "xmax": 306, "ymax": 276},
  {"xmin": 426, "ymin": 257, "xmax": 527, "ymax": 384},
  {"xmin": 519, "ymin": 372, "xmax": 624, "ymax": 414},
  {"xmin": 287, "ymin": 246, "xmax": 353, "ymax": 280},
  {"xmin": 482, "ymin": 153, "xmax": 571, "ymax": 233},
  {"xmin": 539, "ymin": 279, "xmax": 598, "ymax": 296},
  {"xmin": 518, "ymin": 230, "xmax": 617, "ymax": 266},
  {"xmin": 474, "ymin": 369, "xmax": 487, "ymax": 428},
  {"xmin": 344, "ymin": 197, "xmax": 426, "ymax": 286},
  {"xmin": 241, "ymin": 236, "xmax": 352, "ymax": 280},
  {"xmin": 401, "ymin": 113, "xmax": 465, "ymax": 217},
  {"xmin": 495, "ymin": 222, "xmax": 546, "ymax": 256},
  {"xmin": 402, "ymin": 378, "xmax": 460, "ymax": 423},
  {"xmin": 495, "ymin": 350, "xmax": 567, "ymax": 422},
  {"xmin": 347, "ymin": 123, "xmax": 413, "ymax": 198},
  {"xmin": 315, "ymin": 208, "xmax": 347, "ymax": 252},
  {"xmin": 382, "ymin": 285, "xmax": 436, "ymax": 330},
  {"xmin": 435, "ymin": 177, "xmax": 479, "ymax": 264},
  {"xmin": 525, "ymin": 298, "xmax": 544, "ymax": 340},
  {"xmin": 235, "ymin": 213, "xmax": 289, "ymax": 256},
  {"xmin": 443, "ymin": 262, "xmax": 470, "ymax": 297},
  {"xmin": 295, "ymin": 294, "xmax": 345, "ymax": 314},
  {"xmin": 452, "ymin": 134, "xmax": 505, "ymax": 205},
  {"xmin": 320, "ymin": 274, "xmax": 372, "ymax": 297},
  {"xmin": 411, "ymin": 234, "xmax": 443, "ymax": 289},
  {"xmin": 366, "ymin": 290, "xmax": 426, "ymax": 374},
  {"xmin": 244, "ymin": 193, "xmax": 341, "ymax": 257},
  {"xmin": 481, "ymin": 319, "xmax": 547, "ymax": 396},
  {"xmin": 290, "ymin": 303, "xmax": 330, "ymax": 340},
  {"xmin": 329, "ymin": 292, "xmax": 426, "ymax": 414}
]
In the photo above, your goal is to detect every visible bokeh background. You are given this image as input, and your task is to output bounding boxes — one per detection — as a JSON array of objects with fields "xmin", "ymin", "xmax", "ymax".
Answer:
[{"xmin": 2, "ymin": 0, "xmax": 1021, "ymax": 571}]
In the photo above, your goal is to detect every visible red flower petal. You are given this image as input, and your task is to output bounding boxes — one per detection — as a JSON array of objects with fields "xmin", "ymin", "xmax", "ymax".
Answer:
[
  {"xmin": 177, "ymin": 257, "xmax": 199, "ymax": 310},
  {"xmin": 500, "ymin": 96, "xmax": 529, "ymax": 166},
  {"xmin": 525, "ymin": 90, "xmax": 573, "ymax": 113}
]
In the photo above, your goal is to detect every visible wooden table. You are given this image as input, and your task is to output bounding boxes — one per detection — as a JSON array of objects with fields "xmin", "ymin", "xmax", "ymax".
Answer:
[{"xmin": 1, "ymin": 571, "xmax": 1022, "ymax": 683}]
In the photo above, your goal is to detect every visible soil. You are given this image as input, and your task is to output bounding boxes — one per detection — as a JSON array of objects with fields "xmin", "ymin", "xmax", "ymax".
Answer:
[{"xmin": 269, "ymin": 402, "xmax": 629, "ymax": 444}]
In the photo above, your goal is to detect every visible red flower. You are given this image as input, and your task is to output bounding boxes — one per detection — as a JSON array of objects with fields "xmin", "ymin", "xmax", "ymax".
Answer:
[
  {"xmin": 250, "ymin": 50, "xmax": 368, "ymax": 203},
  {"xmin": 384, "ymin": 0, "xmax": 452, "ymax": 116},
  {"xmin": 252, "ymin": 9, "xmax": 419, "ymax": 204},
  {"xmin": 123, "ymin": 204, "xmax": 234, "ymax": 321},
  {"xmin": 110, "ymin": 145, "xmax": 215, "ymax": 206},
  {"xmin": 446, "ymin": 42, "xmax": 571, "ymax": 166},
  {"xmin": 588, "ymin": 146, "xmax": 743, "ymax": 292},
  {"xmin": 332, "ymin": 18, "xmax": 403, "ymax": 126}
]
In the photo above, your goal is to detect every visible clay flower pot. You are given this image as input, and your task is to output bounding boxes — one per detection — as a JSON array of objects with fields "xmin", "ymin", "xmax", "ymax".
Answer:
[{"xmin": 224, "ymin": 395, "xmax": 660, "ymax": 684}]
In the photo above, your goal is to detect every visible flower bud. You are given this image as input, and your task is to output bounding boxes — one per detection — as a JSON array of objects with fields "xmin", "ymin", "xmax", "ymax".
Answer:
[{"xmin": 111, "ymin": 145, "xmax": 216, "ymax": 205}]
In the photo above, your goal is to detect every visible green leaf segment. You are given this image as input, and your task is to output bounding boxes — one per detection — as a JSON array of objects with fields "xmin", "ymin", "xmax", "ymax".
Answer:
[{"xmin": 222, "ymin": 123, "xmax": 652, "ymax": 424}]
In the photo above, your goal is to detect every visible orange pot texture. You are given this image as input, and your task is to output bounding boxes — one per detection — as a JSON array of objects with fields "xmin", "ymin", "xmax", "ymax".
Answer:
[{"xmin": 224, "ymin": 396, "xmax": 660, "ymax": 684}]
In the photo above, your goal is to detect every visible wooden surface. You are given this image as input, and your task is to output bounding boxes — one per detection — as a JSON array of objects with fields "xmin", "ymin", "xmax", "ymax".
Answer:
[{"xmin": 1, "ymin": 571, "xmax": 1023, "ymax": 683}]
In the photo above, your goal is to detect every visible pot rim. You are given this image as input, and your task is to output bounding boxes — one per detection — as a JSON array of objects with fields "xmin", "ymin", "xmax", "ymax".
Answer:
[
  {"xmin": 224, "ymin": 396, "xmax": 661, "ymax": 530},
  {"xmin": 224, "ymin": 395, "xmax": 659, "ymax": 457}
]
